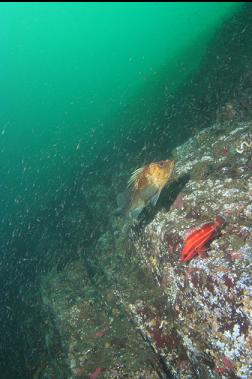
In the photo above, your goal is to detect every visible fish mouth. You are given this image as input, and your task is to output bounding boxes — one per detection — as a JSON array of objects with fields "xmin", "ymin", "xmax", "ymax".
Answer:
[
  {"xmin": 165, "ymin": 159, "xmax": 176, "ymax": 167},
  {"xmin": 162, "ymin": 159, "xmax": 175, "ymax": 167}
]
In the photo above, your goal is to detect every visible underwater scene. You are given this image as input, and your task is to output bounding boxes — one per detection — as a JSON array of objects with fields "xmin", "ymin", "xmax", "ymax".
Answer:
[{"xmin": 1, "ymin": 2, "xmax": 252, "ymax": 379}]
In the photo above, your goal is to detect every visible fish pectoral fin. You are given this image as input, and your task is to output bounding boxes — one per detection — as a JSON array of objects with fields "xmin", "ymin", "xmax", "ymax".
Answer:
[
  {"xmin": 150, "ymin": 190, "xmax": 161, "ymax": 207},
  {"xmin": 197, "ymin": 245, "xmax": 209, "ymax": 257},
  {"xmin": 139, "ymin": 185, "xmax": 160, "ymax": 206}
]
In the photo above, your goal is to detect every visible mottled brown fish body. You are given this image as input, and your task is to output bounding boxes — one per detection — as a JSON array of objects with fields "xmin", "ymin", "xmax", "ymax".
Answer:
[
  {"xmin": 127, "ymin": 160, "xmax": 175, "ymax": 218},
  {"xmin": 132, "ymin": 161, "xmax": 175, "ymax": 190}
]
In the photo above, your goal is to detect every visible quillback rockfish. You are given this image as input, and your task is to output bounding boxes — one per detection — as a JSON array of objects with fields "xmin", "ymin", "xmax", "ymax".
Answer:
[{"xmin": 116, "ymin": 160, "xmax": 175, "ymax": 219}]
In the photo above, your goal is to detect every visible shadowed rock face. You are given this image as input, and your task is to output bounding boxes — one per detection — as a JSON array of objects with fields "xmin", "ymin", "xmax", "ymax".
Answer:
[{"xmin": 40, "ymin": 120, "xmax": 252, "ymax": 379}]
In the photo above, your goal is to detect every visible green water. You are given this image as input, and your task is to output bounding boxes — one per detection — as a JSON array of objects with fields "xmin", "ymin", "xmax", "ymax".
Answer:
[
  {"xmin": 0, "ymin": 2, "xmax": 242, "ymax": 230},
  {"xmin": 1, "ymin": 3, "xmax": 248, "ymax": 379}
]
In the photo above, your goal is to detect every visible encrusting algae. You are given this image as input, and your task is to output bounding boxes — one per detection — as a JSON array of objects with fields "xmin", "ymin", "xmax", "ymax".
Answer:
[{"xmin": 117, "ymin": 160, "xmax": 175, "ymax": 219}]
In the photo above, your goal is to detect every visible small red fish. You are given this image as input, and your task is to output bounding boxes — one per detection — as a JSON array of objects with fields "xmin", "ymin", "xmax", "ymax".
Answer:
[
  {"xmin": 89, "ymin": 367, "xmax": 104, "ymax": 379},
  {"xmin": 221, "ymin": 355, "xmax": 235, "ymax": 370},
  {"xmin": 180, "ymin": 215, "xmax": 225, "ymax": 262},
  {"xmin": 95, "ymin": 329, "xmax": 107, "ymax": 337}
]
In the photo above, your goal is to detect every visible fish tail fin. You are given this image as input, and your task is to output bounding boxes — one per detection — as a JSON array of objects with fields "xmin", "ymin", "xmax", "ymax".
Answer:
[
  {"xmin": 116, "ymin": 190, "xmax": 130, "ymax": 208},
  {"xmin": 215, "ymin": 214, "xmax": 226, "ymax": 228},
  {"xmin": 115, "ymin": 189, "xmax": 133, "ymax": 218}
]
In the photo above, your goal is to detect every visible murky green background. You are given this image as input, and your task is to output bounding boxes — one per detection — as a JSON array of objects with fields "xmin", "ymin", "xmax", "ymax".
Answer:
[{"xmin": 0, "ymin": 2, "xmax": 241, "ymax": 228}]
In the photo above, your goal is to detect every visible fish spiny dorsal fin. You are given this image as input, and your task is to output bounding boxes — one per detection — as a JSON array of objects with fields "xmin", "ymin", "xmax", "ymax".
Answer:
[{"xmin": 127, "ymin": 166, "xmax": 145, "ymax": 188}]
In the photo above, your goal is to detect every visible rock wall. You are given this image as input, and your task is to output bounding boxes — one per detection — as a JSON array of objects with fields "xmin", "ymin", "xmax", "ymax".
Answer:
[{"xmin": 40, "ymin": 120, "xmax": 251, "ymax": 379}]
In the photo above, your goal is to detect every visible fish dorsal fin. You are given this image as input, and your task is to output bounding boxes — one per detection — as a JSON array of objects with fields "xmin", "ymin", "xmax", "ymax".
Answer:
[{"xmin": 127, "ymin": 166, "xmax": 145, "ymax": 188}]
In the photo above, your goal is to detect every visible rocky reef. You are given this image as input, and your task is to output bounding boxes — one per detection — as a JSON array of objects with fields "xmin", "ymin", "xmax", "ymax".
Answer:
[
  {"xmin": 1, "ymin": 5, "xmax": 252, "ymax": 379},
  {"xmin": 37, "ymin": 119, "xmax": 251, "ymax": 379}
]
